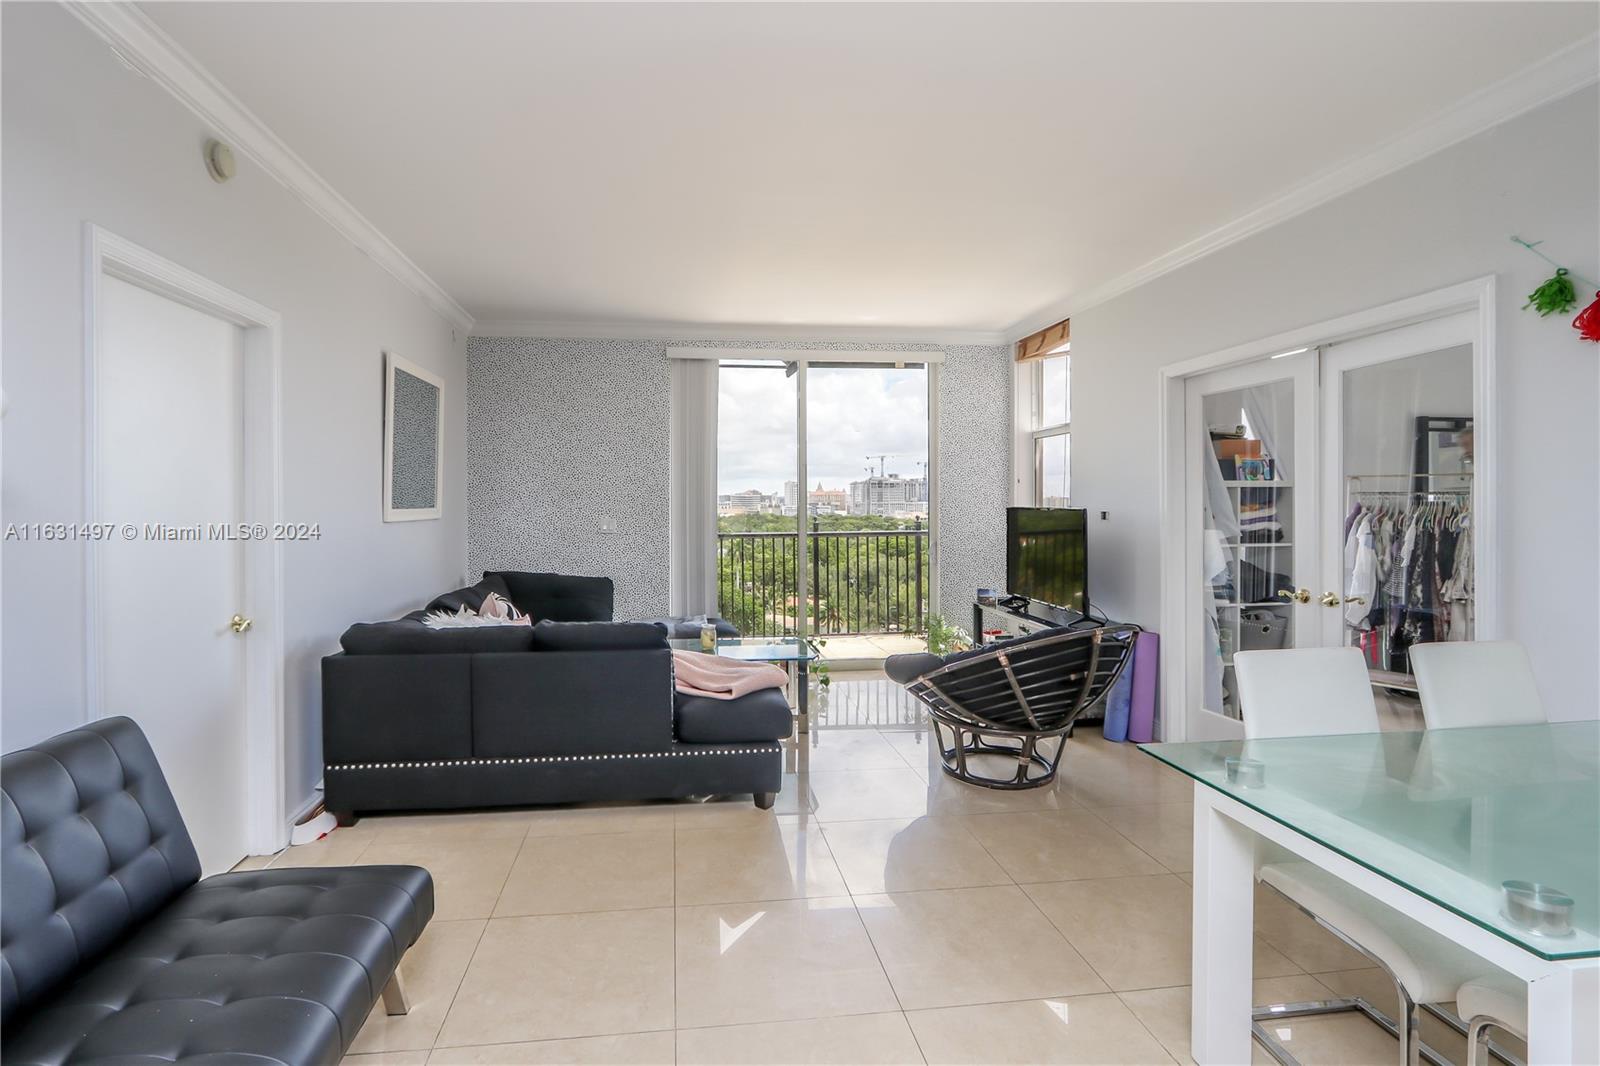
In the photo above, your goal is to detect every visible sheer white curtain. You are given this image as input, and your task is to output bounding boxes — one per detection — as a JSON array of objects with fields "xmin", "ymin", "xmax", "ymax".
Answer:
[
  {"xmin": 1201, "ymin": 420, "xmax": 1236, "ymax": 713},
  {"xmin": 669, "ymin": 358, "xmax": 719, "ymax": 617},
  {"xmin": 1242, "ymin": 380, "xmax": 1293, "ymax": 480}
]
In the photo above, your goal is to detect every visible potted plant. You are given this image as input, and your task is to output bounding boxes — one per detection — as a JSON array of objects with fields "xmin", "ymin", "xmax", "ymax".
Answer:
[{"xmin": 923, "ymin": 615, "xmax": 972, "ymax": 657}]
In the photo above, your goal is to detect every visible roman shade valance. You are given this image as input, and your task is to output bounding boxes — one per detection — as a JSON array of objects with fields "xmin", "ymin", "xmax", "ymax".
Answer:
[{"xmin": 1015, "ymin": 319, "xmax": 1070, "ymax": 362}]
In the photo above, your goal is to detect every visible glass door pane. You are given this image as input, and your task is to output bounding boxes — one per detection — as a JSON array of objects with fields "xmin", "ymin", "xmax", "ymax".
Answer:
[
  {"xmin": 1322, "ymin": 313, "xmax": 1476, "ymax": 683},
  {"xmin": 716, "ymin": 360, "xmax": 797, "ymax": 637},
  {"xmin": 1186, "ymin": 352, "xmax": 1315, "ymax": 737},
  {"xmin": 804, "ymin": 363, "xmax": 929, "ymax": 656}
]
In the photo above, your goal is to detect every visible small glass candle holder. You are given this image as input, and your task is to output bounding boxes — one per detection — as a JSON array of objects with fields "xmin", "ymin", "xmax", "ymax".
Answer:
[
  {"xmin": 699, "ymin": 623, "xmax": 717, "ymax": 652},
  {"xmin": 1225, "ymin": 756, "xmax": 1266, "ymax": 788}
]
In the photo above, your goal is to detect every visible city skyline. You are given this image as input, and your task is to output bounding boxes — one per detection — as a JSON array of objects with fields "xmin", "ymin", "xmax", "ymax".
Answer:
[{"xmin": 719, "ymin": 472, "xmax": 927, "ymax": 518}]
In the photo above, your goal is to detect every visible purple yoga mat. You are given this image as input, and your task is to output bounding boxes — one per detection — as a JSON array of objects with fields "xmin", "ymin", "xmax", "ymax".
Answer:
[{"xmin": 1127, "ymin": 631, "xmax": 1159, "ymax": 743}]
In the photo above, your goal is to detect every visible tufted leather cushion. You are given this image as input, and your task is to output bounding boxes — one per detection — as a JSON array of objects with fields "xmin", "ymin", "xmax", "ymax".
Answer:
[
  {"xmin": 2, "ymin": 717, "xmax": 202, "ymax": 1023},
  {"xmin": 3, "ymin": 718, "xmax": 434, "ymax": 1065},
  {"xmin": 1, "ymin": 864, "xmax": 434, "ymax": 1066}
]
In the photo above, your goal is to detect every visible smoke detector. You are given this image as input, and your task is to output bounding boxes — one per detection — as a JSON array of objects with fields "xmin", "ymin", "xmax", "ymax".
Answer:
[{"xmin": 204, "ymin": 138, "xmax": 236, "ymax": 183}]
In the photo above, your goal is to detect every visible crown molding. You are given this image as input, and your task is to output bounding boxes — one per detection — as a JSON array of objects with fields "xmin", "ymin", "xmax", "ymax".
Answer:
[
  {"xmin": 469, "ymin": 317, "xmax": 1010, "ymax": 347},
  {"xmin": 66, "ymin": 1, "xmax": 474, "ymax": 335},
  {"xmin": 1005, "ymin": 33, "xmax": 1600, "ymax": 342}
]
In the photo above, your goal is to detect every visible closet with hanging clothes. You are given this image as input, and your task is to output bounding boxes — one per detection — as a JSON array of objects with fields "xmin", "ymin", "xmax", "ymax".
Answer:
[{"xmin": 1343, "ymin": 475, "xmax": 1473, "ymax": 673}]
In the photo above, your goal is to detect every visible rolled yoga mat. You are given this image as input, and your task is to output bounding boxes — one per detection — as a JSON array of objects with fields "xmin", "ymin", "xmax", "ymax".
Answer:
[
  {"xmin": 1102, "ymin": 651, "xmax": 1134, "ymax": 742},
  {"xmin": 1127, "ymin": 631, "xmax": 1160, "ymax": 743}
]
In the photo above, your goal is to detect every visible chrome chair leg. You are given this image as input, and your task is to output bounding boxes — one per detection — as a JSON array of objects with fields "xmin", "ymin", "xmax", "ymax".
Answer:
[
  {"xmin": 1423, "ymin": 1004, "xmax": 1525, "ymax": 1066},
  {"xmin": 1251, "ymin": 883, "xmax": 1455, "ymax": 1066},
  {"xmin": 1399, "ymin": 985, "xmax": 1421, "ymax": 1066},
  {"xmin": 1252, "ymin": 996, "xmax": 1451, "ymax": 1066},
  {"xmin": 1466, "ymin": 1017, "xmax": 1493, "ymax": 1066}
]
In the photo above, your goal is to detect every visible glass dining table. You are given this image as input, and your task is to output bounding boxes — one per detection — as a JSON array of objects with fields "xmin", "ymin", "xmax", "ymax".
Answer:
[{"xmin": 1140, "ymin": 722, "xmax": 1599, "ymax": 1065}]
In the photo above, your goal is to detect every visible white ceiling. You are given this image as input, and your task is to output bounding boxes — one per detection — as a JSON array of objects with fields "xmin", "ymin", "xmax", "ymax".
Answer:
[{"xmin": 142, "ymin": 2, "xmax": 1596, "ymax": 336}]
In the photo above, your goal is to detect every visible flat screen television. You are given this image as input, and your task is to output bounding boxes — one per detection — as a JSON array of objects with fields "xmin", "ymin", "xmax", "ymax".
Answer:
[{"xmin": 1006, "ymin": 507, "xmax": 1088, "ymax": 616}]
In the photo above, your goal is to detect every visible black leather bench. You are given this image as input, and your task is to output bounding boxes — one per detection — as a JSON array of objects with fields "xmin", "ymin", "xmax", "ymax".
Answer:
[{"xmin": 1, "ymin": 717, "xmax": 433, "ymax": 1065}]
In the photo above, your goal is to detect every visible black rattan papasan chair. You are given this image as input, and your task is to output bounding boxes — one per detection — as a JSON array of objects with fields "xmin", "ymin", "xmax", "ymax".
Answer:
[{"xmin": 885, "ymin": 624, "xmax": 1142, "ymax": 789}]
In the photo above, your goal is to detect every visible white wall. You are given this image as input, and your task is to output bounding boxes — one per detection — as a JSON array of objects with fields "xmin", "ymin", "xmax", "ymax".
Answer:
[
  {"xmin": 1067, "ymin": 88, "xmax": 1599, "ymax": 719},
  {"xmin": 1, "ymin": 5, "xmax": 469, "ymax": 814}
]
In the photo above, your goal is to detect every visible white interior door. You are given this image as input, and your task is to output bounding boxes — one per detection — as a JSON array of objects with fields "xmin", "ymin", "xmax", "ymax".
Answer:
[
  {"xmin": 1320, "ymin": 311, "xmax": 1478, "ymax": 673},
  {"xmin": 97, "ymin": 274, "xmax": 250, "ymax": 876},
  {"xmin": 1184, "ymin": 351, "xmax": 1317, "ymax": 739}
]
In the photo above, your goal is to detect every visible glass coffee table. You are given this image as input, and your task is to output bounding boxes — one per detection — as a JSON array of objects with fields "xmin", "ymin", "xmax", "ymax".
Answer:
[{"xmin": 669, "ymin": 636, "xmax": 821, "ymax": 732}]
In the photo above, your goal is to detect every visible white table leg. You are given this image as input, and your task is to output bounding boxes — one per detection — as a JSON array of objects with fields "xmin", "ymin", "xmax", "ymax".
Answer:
[
  {"xmin": 1527, "ymin": 963, "xmax": 1599, "ymax": 1066},
  {"xmin": 1192, "ymin": 783, "xmax": 1256, "ymax": 1066}
]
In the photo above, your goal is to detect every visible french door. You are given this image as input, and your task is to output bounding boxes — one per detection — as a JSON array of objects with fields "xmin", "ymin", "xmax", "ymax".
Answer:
[
  {"xmin": 1184, "ymin": 351, "xmax": 1317, "ymax": 739},
  {"xmin": 1318, "ymin": 312, "xmax": 1478, "ymax": 657},
  {"xmin": 1181, "ymin": 311, "xmax": 1482, "ymax": 739}
]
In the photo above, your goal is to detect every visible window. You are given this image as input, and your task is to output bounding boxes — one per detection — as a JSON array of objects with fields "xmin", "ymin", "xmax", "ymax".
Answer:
[
  {"xmin": 1033, "ymin": 352, "xmax": 1070, "ymax": 506},
  {"xmin": 1015, "ymin": 318, "xmax": 1071, "ymax": 507}
]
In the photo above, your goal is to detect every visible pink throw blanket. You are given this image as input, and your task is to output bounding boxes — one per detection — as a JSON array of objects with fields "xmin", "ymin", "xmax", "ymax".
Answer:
[{"xmin": 672, "ymin": 649, "xmax": 789, "ymax": 700}]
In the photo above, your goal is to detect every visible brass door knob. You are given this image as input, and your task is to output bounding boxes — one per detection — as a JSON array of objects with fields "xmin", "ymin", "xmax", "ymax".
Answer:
[
  {"xmin": 1277, "ymin": 588, "xmax": 1311, "ymax": 605},
  {"xmin": 229, "ymin": 614, "xmax": 253, "ymax": 634},
  {"xmin": 1343, "ymin": 595, "xmax": 1368, "ymax": 606},
  {"xmin": 1319, "ymin": 592, "xmax": 1342, "ymax": 608}
]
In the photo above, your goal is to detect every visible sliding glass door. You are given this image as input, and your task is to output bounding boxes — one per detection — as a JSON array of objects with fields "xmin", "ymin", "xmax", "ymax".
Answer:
[
  {"xmin": 712, "ymin": 355, "xmax": 933, "ymax": 659},
  {"xmin": 803, "ymin": 363, "xmax": 929, "ymax": 654}
]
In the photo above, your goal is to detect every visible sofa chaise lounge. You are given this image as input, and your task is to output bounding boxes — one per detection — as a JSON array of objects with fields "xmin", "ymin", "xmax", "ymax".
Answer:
[
  {"xmin": 321, "ymin": 572, "xmax": 792, "ymax": 820},
  {"xmin": 1, "ymin": 717, "xmax": 432, "ymax": 1066}
]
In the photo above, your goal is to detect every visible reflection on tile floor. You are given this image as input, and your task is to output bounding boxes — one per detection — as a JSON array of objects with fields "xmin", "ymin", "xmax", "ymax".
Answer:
[{"xmin": 240, "ymin": 674, "xmax": 1446, "ymax": 1064}]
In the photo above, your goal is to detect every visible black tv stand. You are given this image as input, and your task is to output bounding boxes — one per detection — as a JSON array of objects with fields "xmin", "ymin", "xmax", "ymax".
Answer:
[{"xmin": 973, "ymin": 595, "xmax": 1089, "ymax": 645}]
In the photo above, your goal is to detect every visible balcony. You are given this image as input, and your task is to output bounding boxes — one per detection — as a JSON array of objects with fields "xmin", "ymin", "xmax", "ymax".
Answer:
[{"xmin": 717, "ymin": 522, "xmax": 929, "ymax": 658}]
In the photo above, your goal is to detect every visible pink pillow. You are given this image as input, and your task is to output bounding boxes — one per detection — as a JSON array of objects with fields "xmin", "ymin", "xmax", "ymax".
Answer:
[{"xmin": 478, "ymin": 591, "xmax": 531, "ymax": 626}]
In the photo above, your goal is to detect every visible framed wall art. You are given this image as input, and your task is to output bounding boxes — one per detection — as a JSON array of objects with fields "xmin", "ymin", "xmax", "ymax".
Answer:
[{"xmin": 383, "ymin": 351, "xmax": 443, "ymax": 522}]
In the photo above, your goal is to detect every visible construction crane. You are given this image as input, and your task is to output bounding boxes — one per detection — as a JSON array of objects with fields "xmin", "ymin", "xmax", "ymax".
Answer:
[{"xmin": 865, "ymin": 453, "xmax": 902, "ymax": 477}]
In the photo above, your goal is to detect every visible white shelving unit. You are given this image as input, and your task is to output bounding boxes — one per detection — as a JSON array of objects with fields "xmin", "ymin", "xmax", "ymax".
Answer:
[{"xmin": 1209, "ymin": 477, "xmax": 1295, "ymax": 719}]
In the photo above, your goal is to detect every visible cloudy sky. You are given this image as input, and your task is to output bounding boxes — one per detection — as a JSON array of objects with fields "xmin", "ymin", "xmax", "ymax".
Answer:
[{"xmin": 717, "ymin": 363, "xmax": 928, "ymax": 495}]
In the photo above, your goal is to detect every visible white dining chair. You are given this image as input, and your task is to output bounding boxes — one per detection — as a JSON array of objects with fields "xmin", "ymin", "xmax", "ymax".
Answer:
[
  {"xmin": 1409, "ymin": 640, "xmax": 1545, "ymax": 729},
  {"xmin": 1411, "ymin": 642, "xmax": 1541, "ymax": 1063},
  {"xmin": 1458, "ymin": 974, "xmax": 1527, "ymax": 1066},
  {"xmin": 1232, "ymin": 647, "xmax": 1502, "ymax": 1066},
  {"xmin": 1235, "ymin": 646, "xmax": 1379, "ymax": 738}
]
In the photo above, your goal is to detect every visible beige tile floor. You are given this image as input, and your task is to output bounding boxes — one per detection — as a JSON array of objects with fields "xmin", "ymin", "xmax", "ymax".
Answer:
[{"xmin": 239, "ymin": 672, "xmax": 1487, "ymax": 1065}]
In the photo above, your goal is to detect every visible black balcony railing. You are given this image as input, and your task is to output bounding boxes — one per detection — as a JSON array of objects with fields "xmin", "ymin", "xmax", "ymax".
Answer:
[{"xmin": 717, "ymin": 520, "xmax": 928, "ymax": 639}]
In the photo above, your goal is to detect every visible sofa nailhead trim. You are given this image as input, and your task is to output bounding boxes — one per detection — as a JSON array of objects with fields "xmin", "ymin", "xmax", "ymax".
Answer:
[{"xmin": 326, "ymin": 746, "xmax": 777, "ymax": 771}]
